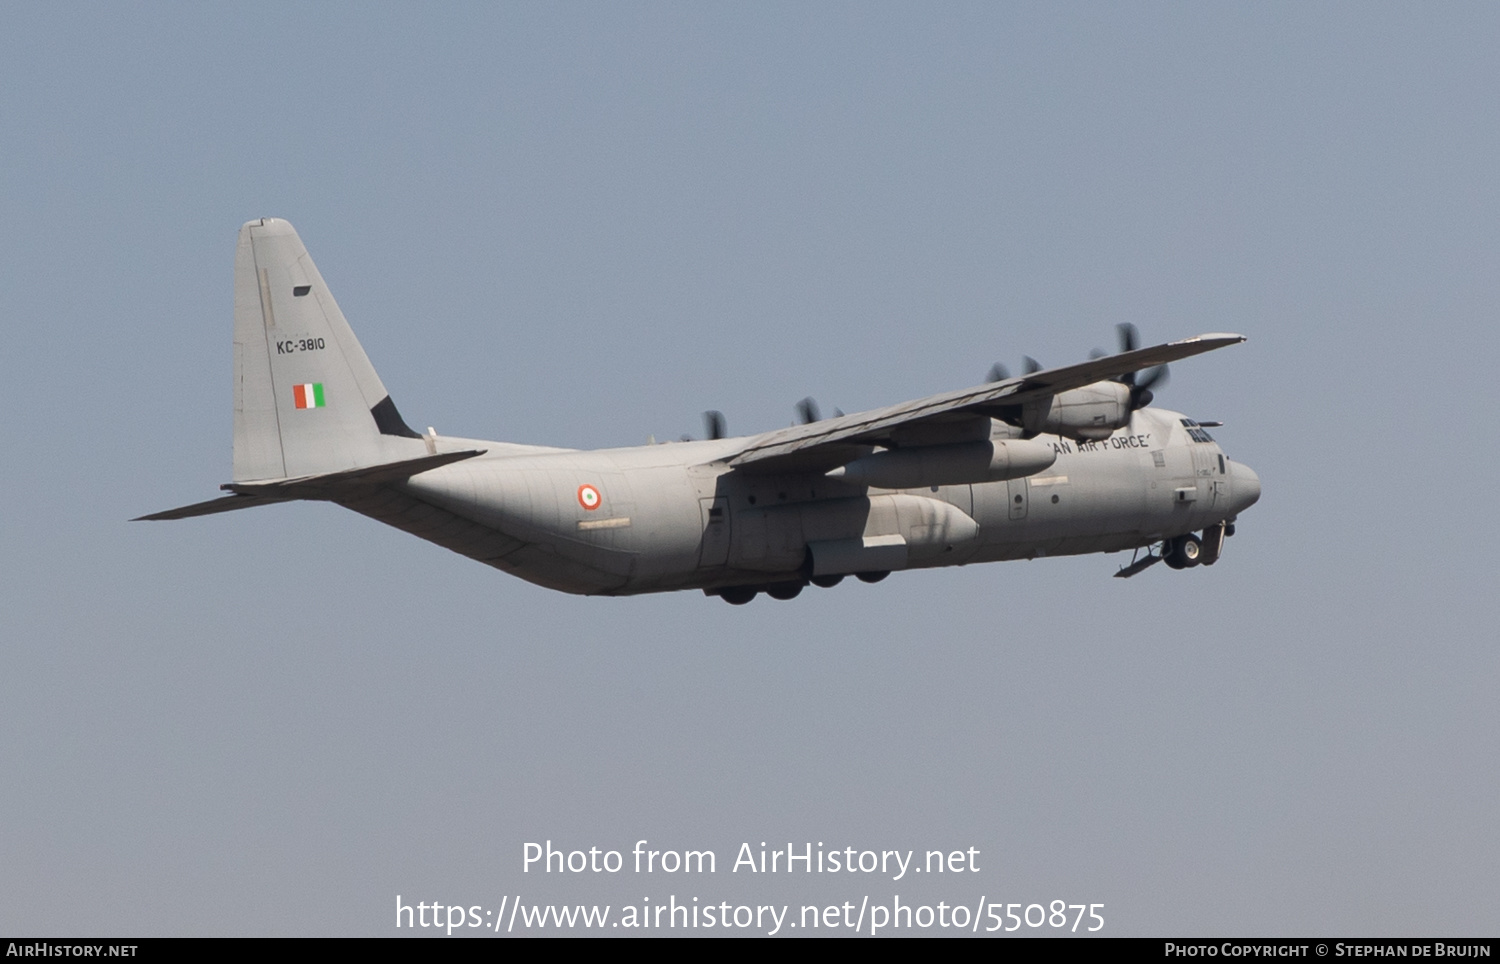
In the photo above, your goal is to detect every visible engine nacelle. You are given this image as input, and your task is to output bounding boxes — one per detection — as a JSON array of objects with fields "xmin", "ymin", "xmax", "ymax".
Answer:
[
  {"xmin": 827, "ymin": 438, "xmax": 1057, "ymax": 490},
  {"xmin": 1019, "ymin": 382, "xmax": 1131, "ymax": 441}
]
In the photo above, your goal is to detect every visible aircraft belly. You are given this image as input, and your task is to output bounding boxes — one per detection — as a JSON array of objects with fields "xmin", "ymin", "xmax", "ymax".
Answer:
[{"xmin": 337, "ymin": 484, "xmax": 528, "ymax": 569}]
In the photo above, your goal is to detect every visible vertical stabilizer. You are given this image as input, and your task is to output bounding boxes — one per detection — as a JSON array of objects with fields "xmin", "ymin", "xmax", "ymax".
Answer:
[{"xmin": 232, "ymin": 218, "xmax": 424, "ymax": 482}]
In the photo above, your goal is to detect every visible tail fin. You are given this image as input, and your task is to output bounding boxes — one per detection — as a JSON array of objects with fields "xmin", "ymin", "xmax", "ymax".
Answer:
[{"xmin": 233, "ymin": 218, "xmax": 425, "ymax": 481}]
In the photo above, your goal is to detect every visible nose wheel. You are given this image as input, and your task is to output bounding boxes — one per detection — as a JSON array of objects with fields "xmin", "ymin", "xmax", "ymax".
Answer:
[
  {"xmin": 1163, "ymin": 534, "xmax": 1203, "ymax": 569},
  {"xmin": 1117, "ymin": 523, "xmax": 1236, "ymax": 578}
]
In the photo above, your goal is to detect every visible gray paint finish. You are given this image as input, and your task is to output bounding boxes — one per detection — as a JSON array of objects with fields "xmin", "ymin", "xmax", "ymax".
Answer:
[
  {"xmin": 10, "ymin": 7, "xmax": 1500, "ymax": 937},
  {"xmin": 150, "ymin": 221, "xmax": 1261, "ymax": 601}
]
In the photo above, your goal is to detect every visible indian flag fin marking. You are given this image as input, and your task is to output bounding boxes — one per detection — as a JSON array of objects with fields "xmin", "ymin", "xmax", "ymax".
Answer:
[{"xmin": 293, "ymin": 383, "xmax": 325, "ymax": 409}]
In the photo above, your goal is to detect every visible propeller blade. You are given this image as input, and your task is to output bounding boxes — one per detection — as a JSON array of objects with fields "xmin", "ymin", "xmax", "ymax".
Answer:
[
  {"xmin": 703, "ymin": 410, "xmax": 726, "ymax": 440},
  {"xmin": 1114, "ymin": 325, "xmax": 1143, "ymax": 387},
  {"xmin": 1129, "ymin": 364, "xmax": 1168, "ymax": 409},
  {"xmin": 1106, "ymin": 326, "xmax": 1167, "ymax": 409},
  {"xmin": 987, "ymin": 362, "xmax": 1009, "ymax": 382},
  {"xmin": 1136, "ymin": 364, "xmax": 1169, "ymax": 392},
  {"xmin": 1022, "ymin": 356, "xmax": 1042, "ymax": 375},
  {"xmin": 796, "ymin": 397, "xmax": 821, "ymax": 424}
]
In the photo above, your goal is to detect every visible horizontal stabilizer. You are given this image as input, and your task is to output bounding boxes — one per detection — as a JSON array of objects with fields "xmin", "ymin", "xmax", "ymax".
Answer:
[
  {"xmin": 136, "ymin": 449, "xmax": 486, "ymax": 521},
  {"xmin": 224, "ymin": 449, "xmax": 487, "ymax": 496},
  {"xmin": 133, "ymin": 493, "xmax": 292, "ymax": 521}
]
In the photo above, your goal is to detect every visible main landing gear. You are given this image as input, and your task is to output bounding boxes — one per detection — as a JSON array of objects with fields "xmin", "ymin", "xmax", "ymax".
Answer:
[{"xmin": 708, "ymin": 570, "xmax": 890, "ymax": 604}]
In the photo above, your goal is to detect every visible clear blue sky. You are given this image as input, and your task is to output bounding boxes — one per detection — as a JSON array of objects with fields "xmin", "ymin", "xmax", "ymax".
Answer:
[{"xmin": 2, "ymin": 2, "xmax": 1496, "ymax": 935}]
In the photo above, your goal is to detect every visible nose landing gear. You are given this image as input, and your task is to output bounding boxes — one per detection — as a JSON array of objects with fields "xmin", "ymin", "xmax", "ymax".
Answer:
[
  {"xmin": 1163, "ymin": 533, "xmax": 1202, "ymax": 569},
  {"xmin": 1163, "ymin": 521, "xmax": 1230, "ymax": 570},
  {"xmin": 1116, "ymin": 522, "xmax": 1236, "ymax": 578}
]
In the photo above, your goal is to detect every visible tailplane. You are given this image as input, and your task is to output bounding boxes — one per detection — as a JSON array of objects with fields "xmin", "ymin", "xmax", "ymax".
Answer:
[
  {"xmin": 232, "ymin": 218, "xmax": 425, "ymax": 482},
  {"xmin": 133, "ymin": 448, "xmax": 485, "ymax": 521},
  {"xmin": 136, "ymin": 218, "xmax": 474, "ymax": 524}
]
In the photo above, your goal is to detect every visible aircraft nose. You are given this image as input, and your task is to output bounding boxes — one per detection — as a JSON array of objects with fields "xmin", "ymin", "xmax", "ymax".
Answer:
[{"xmin": 1228, "ymin": 459, "xmax": 1261, "ymax": 513}]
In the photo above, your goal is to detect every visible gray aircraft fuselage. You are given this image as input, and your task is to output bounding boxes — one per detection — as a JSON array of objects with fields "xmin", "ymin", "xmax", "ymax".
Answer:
[
  {"xmin": 365, "ymin": 407, "xmax": 1257, "ymax": 596},
  {"xmin": 139, "ymin": 218, "xmax": 1261, "ymax": 600}
]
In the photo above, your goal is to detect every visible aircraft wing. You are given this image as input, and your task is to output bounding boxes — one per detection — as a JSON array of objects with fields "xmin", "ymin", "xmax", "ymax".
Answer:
[{"xmin": 728, "ymin": 333, "xmax": 1245, "ymax": 472}]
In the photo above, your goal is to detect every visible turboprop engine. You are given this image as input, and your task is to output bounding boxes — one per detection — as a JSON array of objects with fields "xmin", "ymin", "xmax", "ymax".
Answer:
[
  {"xmin": 826, "ymin": 437, "xmax": 1057, "ymax": 489},
  {"xmin": 1017, "ymin": 381, "xmax": 1131, "ymax": 441}
]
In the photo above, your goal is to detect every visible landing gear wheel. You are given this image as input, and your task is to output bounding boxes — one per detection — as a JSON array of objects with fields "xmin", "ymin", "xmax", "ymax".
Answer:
[
  {"xmin": 1164, "ymin": 534, "xmax": 1203, "ymax": 570},
  {"xmin": 811, "ymin": 574, "xmax": 844, "ymax": 588},
  {"xmin": 766, "ymin": 581, "xmax": 805, "ymax": 600},
  {"xmin": 719, "ymin": 586, "xmax": 757, "ymax": 605},
  {"xmin": 855, "ymin": 571, "xmax": 889, "ymax": 584}
]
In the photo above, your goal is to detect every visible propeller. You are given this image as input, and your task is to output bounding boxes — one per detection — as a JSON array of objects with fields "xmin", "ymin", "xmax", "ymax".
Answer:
[
  {"xmin": 987, "ymin": 326, "xmax": 1169, "ymax": 420},
  {"xmin": 1114, "ymin": 323, "xmax": 1168, "ymax": 410},
  {"xmin": 703, "ymin": 410, "xmax": 726, "ymax": 440},
  {"xmin": 793, "ymin": 397, "xmax": 844, "ymax": 424},
  {"xmin": 986, "ymin": 356, "xmax": 1042, "ymax": 382}
]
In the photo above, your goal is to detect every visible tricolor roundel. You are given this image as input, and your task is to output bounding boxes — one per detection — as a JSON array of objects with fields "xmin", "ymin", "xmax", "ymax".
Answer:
[
  {"xmin": 577, "ymin": 484, "xmax": 602, "ymax": 510},
  {"xmin": 293, "ymin": 383, "xmax": 325, "ymax": 409}
]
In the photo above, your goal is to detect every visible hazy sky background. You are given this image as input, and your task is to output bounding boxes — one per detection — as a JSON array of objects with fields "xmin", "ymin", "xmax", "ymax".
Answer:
[{"xmin": 3, "ymin": 3, "xmax": 1497, "ymax": 936}]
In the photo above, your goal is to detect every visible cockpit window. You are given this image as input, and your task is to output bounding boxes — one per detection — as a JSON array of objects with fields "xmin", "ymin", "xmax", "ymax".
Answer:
[{"xmin": 1179, "ymin": 418, "xmax": 1214, "ymax": 443}]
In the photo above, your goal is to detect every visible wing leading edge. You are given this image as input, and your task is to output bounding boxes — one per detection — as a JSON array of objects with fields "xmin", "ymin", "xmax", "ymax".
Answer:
[{"xmin": 726, "ymin": 333, "xmax": 1245, "ymax": 472}]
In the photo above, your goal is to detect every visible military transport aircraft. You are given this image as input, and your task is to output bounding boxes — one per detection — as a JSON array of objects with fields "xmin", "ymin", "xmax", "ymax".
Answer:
[{"xmin": 138, "ymin": 218, "xmax": 1261, "ymax": 603}]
